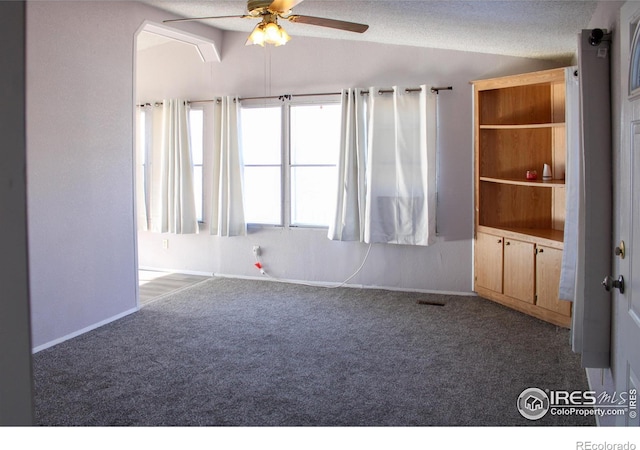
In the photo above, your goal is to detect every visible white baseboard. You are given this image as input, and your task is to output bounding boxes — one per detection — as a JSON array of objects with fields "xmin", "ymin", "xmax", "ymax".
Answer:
[
  {"xmin": 32, "ymin": 306, "xmax": 139, "ymax": 354},
  {"xmin": 213, "ymin": 272, "xmax": 475, "ymax": 297},
  {"xmin": 138, "ymin": 266, "xmax": 214, "ymax": 277},
  {"xmin": 585, "ymin": 367, "xmax": 617, "ymax": 427}
]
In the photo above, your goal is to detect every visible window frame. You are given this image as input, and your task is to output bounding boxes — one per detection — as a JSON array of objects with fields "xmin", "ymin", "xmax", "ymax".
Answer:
[
  {"xmin": 136, "ymin": 104, "xmax": 206, "ymax": 228},
  {"xmin": 240, "ymin": 95, "xmax": 342, "ymax": 229},
  {"xmin": 287, "ymin": 100, "xmax": 342, "ymax": 228},
  {"xmin": 138, "ymin": 107, "xmax": 153, "ymax": 230},
  {"xmin": 240, "ymin": 101, "xmax": 285, "ymax": 227}
]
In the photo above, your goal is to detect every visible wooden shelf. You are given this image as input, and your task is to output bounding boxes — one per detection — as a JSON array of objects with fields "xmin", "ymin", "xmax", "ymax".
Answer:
[
  {"xmin": 480, "ymin": 176, "xmax": 565, "ymax": 188},
  {"xmin": 473, "ymin": 67, "xmax": 570, "ymax": 327},
  {"xmin": 477, "ymin": 225, "xmax": 564, "ymax": 248},
  {"xmin": 480, "ymin": 123, "xmax": 565, "ymax": 130},
  {"xmin": 471, "ymin": 67, "xmax": 566, "ymax": 90}
]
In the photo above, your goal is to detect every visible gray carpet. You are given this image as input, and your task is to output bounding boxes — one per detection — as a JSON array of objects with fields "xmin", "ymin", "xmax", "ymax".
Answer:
[{"xmin": 33, "ymin": 277, "xmax": 594, "ymax": 426}]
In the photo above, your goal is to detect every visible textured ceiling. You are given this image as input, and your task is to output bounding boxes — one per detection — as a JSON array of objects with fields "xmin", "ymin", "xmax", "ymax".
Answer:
[{"xmin": 143, "ymin": 0, "xmax": 602, "ymax": 61}]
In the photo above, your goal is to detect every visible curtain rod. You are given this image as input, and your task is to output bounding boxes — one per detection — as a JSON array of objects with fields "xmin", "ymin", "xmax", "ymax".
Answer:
[
  {"xmin": 239, "ymin": 86, "xmax": 453, "ymax": 102},
  {"xmin": 362, "ymin": 86, "xmax": 453, "ymax": 95},
  {"xmin": 136, "ymin": 86, "xmax": 453, "ymax": 107}
]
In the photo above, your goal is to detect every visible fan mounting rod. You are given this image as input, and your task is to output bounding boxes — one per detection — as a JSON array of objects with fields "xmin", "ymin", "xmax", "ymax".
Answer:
[{"xmin": 248, "ymin": 0, "xmax": 287, "ymax": 16}]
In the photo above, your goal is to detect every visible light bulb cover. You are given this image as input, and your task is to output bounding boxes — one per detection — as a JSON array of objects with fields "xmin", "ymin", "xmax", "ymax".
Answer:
[
  {"xmin": 264, "ymin": 22, "xmax": 281, "ymax": 42},
  {"xmin": 276, "ymin": 27, "xmax": 291, "ymax": 46},
  {"xmin": 248, "ymin": 19, "xmax": 290, "ymax": 46},
  {"xmin": 249, "ymin": 23, "xmax": 266, "ymax": 46}
]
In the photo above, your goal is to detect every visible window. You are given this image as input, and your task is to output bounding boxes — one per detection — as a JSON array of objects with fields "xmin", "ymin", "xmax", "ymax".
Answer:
[
  {"xmin": 630, "ymin": 20, "xmax": 640, "ymax": 96},
  {"xmin": 189, "ymin": 107, "xmax": 204, "ymax": 223},
  {"xmin": 240, "ymin": 106, "xmax": 283, "ymax": 225},
  {"xmin": 289, "ymin": 104, "xmax": 340, "ymax": 226},
  {"xmin": 240, "ymin": 100, "xmax": 341, "ymax": 227},
  {"xmin": 137, "ymin": 105, "xmax": 205, "ymax": 227},
  {"xmin": 138, "ymin": 107, "xmax": 152, "ymax": 228}
]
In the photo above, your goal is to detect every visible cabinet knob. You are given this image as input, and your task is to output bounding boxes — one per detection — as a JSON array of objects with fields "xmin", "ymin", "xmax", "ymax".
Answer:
[
  {"xmin": 538, "ymin": 248, "xmax": 544, "ymax": 254},
  {"xmin": 505, "ymin": 241, "xmax": 511, "ymax": 246},
  {"xmin": 497, "ymin": 239, "xmax": 502, "ymax": 243}
]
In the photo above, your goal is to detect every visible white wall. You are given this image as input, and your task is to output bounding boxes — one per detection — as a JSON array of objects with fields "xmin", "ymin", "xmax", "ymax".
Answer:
[
  {"xmin": 26, "ymin": 1, "xmax": 223, "ymax": 350},
  {"xmin": 137, "ymin": 29, "xmax": 561, "ymax": 293}
]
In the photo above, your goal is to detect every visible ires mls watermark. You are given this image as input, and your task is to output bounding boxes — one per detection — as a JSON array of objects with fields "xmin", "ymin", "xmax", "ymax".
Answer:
[{"xmin": 516, "ymin": 387, "xmax": 637, "ymax": 420}]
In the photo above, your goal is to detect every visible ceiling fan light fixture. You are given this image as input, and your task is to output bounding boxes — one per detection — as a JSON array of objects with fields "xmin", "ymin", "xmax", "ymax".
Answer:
[
  {"xmin": 264, "ymin": 22, "xmax": 281, "ymax": 41},
  {"xmin": 248, "ymin": 23, "xmax": 267, "ymax": 46},
  {"xmin": 276, "ymin": 26, "xmax": 291, "ymax": 46},
  {"xmin": 165, "ymin": 1, "xmax": 369, "ymax": 48},
  {"xmin": 163, "ymin": 0, "xmax": 369, "ymax": 47},
  {"xmin": 248, "ymin": 18, "xmax": 291, "ymax": 46}
]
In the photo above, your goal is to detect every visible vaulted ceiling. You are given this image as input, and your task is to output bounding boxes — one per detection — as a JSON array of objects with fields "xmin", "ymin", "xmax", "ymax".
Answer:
[{"xmin": 142, "ymin": 0, "xmax": 607, "ymax": 62}]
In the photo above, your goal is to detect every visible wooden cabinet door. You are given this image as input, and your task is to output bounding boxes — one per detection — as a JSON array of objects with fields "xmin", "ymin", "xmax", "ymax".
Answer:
[
  {"xmin": 535, "ymin": 245, "xmax": 572, "ymax": 316},
  {"xmin": 475, "ymin": 232, "xmax": 503, "ymax": 293},
  {"xmin": 503, "ymin": 238, "xmax": 535, "ymax": 303}
]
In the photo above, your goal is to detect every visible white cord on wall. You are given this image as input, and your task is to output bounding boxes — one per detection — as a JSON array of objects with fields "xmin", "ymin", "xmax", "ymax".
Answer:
[{"xmin": 253, "ymin": 243, "xmax": 373, "ymax": 289}]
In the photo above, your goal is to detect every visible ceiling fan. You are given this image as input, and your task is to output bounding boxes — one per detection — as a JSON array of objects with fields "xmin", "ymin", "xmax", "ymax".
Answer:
[{"xmin": 163, "ymin": 0, "xmax": 369, "ymax": 47}]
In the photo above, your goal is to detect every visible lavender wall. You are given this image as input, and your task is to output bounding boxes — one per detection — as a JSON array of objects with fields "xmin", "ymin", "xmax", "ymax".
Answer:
[{"xmin": 26, "ymin": 1, "xmax": 222, "ymax": 350}]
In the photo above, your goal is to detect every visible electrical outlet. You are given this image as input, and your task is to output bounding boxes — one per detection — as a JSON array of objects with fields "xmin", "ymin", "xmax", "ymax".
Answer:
[
  {"xmin": 162, "ymin": 239, "xmax": 169, "ymax": 249},
  {"xmin": 252, "ymin": 245, "xmax": 260, "ymax": 255}
]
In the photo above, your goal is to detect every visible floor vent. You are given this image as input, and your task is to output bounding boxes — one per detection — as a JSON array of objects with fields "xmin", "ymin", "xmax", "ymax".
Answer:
[{"xmin": 417, "ymin": 300, "xmax": 445, "ymax": 307}]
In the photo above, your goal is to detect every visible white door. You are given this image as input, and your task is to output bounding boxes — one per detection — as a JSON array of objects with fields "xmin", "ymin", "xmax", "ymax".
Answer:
[{"xmin": 615, "ymin": 1, "xmax": 640, "ymax": 426}]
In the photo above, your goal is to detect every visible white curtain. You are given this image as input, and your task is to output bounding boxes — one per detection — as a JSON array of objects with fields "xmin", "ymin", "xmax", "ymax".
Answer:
[
  {"xmin": 560, "ymin": 67, "xmax": 586, "ymax": 353},
  {"xmin": 560, "ymin": 67, "xmax": 581, "ymax": 302},
  {"xmin": 157, "ymin": 99, "xmax": 199, "ymax": 234},
  {"xmin": 558, "ymin": 68, "xmax": 584, "ymax": 353},
  {"xmin": 364, "ymin": 85, "xmax": 437, "ymax": 246},
  {"xmin": 329, "ymin": 86, "xmax": 437, "ymax": 245},
  {"xmin": 328, "ymin": 88, "xmax": 367, "ymax": 241},
  {"xmin": 135, "ymin": 105, "xmax": 152, "ymax": 231},
  {"xmin": 210, "ymin": 97, "xmax": 246, "ymax": 237}
]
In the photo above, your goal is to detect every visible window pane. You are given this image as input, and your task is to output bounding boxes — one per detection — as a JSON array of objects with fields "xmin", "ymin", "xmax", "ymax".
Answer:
[
  {"xmin": 189, "ymin": 109, "xmax": 204, "ymax": 165},
  {"xmin": 189, "ymin": 108, "xmax": 204, "ymax": 222},
  {"xmin": 138, "ymin": 110, "xmax": 147, "ymax": 164},
  {"xmin": 291, "ymin": 166, "xmax": 337, "ymax": 227},
  {"xmin": 290, "ymin": 104, "xmax": 341, "ymax": 165},
  {"xmin": 241, "ymin": 107, "xmax": 281, "ymax": 165},
  {"xmin": 243, "ymin": 166, "xmax": 281, "ymax": 225},
  {"xmin": 193, "ymin": 166, "xmax": 203, "ymax": 223}
]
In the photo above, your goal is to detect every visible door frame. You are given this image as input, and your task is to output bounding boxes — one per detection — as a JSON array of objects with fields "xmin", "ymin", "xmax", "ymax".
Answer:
[{"xmin": 595, "ymin": 1, "xmax": 640, "ymax": 426}]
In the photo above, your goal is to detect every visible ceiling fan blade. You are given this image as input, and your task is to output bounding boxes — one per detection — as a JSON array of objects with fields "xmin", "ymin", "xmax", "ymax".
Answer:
[
  {"xmin": 163, "ymin": 15, "xmax": 250, "ymax": 24},
  {"xmin": 269, "ymin": 0, "xmax": 305, "ymax": 14},
  {"xmin": 287, "ymin": 15, "xmax": 369, "ymax": 33}
]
